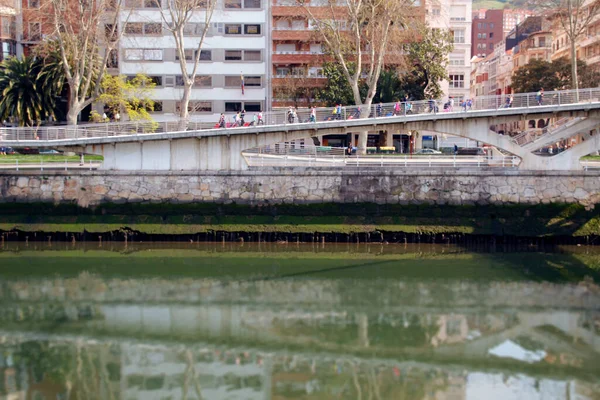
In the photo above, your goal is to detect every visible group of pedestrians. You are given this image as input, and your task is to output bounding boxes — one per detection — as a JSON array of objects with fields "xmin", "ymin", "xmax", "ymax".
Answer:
[
  {"xmin": 216, "ymin": 88, "xmax": 548, "ymax": 129},
  {"xmin": 217, "ymin": 110, "xmax": 264, "ymax": 128}
]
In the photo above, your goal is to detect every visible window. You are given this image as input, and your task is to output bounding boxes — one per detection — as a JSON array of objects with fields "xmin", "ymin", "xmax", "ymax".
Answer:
[
  {"xmin": 225, "ymin": 102, "xmax": 242, "ymax": 112},
  {"xmin": 225, "ymin": 50, "xmax": 242, "ymax": 60},
  {"xmin": 490, "ymin": 23, "xmax": 494, "ymax": 29},
  {"xmin": 149, "ymin": 76, "xmax": 162, "ymax": 86},
  {"xmin": 183, "ymin": 23, "xmax": 206, "ymax": 35},
  {"xmin": 106, "ymin": 49, "xmax": 119, "ymax": 68},
  {"xmin": 489, "ymin": 32, "xmax": 493, "ymax": 38},
  {"xmin": 225, "ymin": 24, "xmax": 241, "ymax": 34},
  {"xmin": 477, "ymin": 22, "xmax": 482, "ymax": 29},
  {"xmin": 482, "ymin": 33, "xmax": 486, "ymax": 39},
  {"xmin": 432, "ymin": 7, "xmax": 440, "ymax": 15},
  {"xmin": 449, "ymin": 74, "xmax": 464, "ymax": 88},
  {"xmin": 225, "ymin": 76, "xmax": 242, "ymax": 87},
  {"xmin": 124, "ymin": 49, "xmax": 162, "ymax": 61},
  {"xmin": 449, "ymin": 58, "xmax": 464, "ymax": 66},
  {"xmin": 244, "ymin": 24, "xmax": 261, "ymax": 34},
  {"xmin": 244, "ymin": 0, "xmax": 261, "ymax": 7},
  {"xmin": 125, "ymin": 22, "xmax": 161, "ymax": 35},
  {"xmin": 150, "ymin": 101, "xmax": 163, "ymax": 112},
  {"xmin": 28, "ymin": 0, "xmax": 40, "ymax": 8},
  {"xmin": 245, "ymin": 76, "xmax": 261, "ymax": 87},
  {"xmin": 125, "ymin": 23, "xmax": 143, "ymax": 34},
  {"xmin": 176, "ymin": 49, "xmax": 195, "ymax": 61},
  {"xmin": 477, "ymin": 33, "xmax": 481, "ymax": 39},
  {"xmin": 194, "ymin": 75, "xmax": 212, "ymax": 87},
  {"xmin": 125, "ymin": 0, "xmax": 160, "ymax": 7},
  {"xmin": 200, "ymin": 50, "xmax": 211, "ymax": 60},
  {"xmin": 482, "ymin": 43, "xmax": 486, "ymax": 49},
  {"xmin": 453, "ymin": 29, "xmax": 465, "ymax": 44},
  {"xmin": 244, "ymin": 50, "xmax": 261, "ymax": 61},
  {"xmin": 28, "ymin": 22, "xmax": 41, "ymax": 41},
  {"xmin": 245, "ymin": 102, "xmax": 261, "ymax": 112},
  {"xmin": 176, "ymin": 101, "xmax": 212, "ymax": 113},
  {"xmin": 225, "ymin": 0, "xmax": 242, "ymax": 8}
]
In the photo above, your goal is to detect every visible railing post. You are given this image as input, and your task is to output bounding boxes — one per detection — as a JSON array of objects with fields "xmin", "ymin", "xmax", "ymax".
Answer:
[
  {"xmin": 15, "ymin": 159, "xmax": 18, "ymax": 171},
  {"xmin": 356, "ymin": 153, "xmax": 358, "ymax": 167},
  {"xmin": 40, "ymin": 158, "xmax": 43, "ymax": 172},
  {"xmin": 65, "ymin": 159, "xmax": 68, "ymax": 171},
  {"xmin": 527, "ymin": 94, "xmax": 529, "ymax": 108},
  {"xmin": 558, "ymin": 91, "xmax": 561, "ymax": 106},
  {"xmin": 404, "ymin": 155, "xmax": 407, "ymax": 167},
  {"xmin": 590, "ymin": 88, "xmax": 593, "ymax": 103},
  {"xmin": 429, "ymin": 155, "xmax": 431, "ymax": 167},
  {"xmin": 380, "ymin": 154, "xmax": 383, "ymax": 167},
  {"xmin": 453, "ymin": 154, "xmax": 456, "ymax": 167}
]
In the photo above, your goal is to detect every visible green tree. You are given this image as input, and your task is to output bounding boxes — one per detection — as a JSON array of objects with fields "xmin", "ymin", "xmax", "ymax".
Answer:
[
  {"xmin": 317, "ymin": 62, "xmax": 363, "ymax": 106},
  {"xmin": 0, "ymin": 57, "xmax": 57, "ymax": 126},
  {"xmin": 511, "ymin": 57, "xmax": 600, "ymax": 93},
  {"xmin": 98, "ymin": 74, "xmax": 156, "ymax": 121},
  {"xmin": 408, "ymin": 27, "xmax": 454, "ymax": 99}
]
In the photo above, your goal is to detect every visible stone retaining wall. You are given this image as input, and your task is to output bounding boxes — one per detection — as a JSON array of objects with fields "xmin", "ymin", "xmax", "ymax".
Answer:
[{"xmin": 1, "ymin": 169, "xmax": 600, "ymax": 207}]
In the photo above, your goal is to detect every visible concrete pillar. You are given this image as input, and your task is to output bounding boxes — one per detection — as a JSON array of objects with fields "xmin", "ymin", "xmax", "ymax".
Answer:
[
  {"xmin": 357, "ymin": 313, "xmax": 369, "ymax": 348},
  {"xmin": 386, "ymin": 131, "xmax": 393, "ymax": 147}
]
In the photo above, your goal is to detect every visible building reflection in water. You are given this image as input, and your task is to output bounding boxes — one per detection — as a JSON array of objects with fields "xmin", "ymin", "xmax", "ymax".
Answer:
[{"xmin": 0, "ymin": 244, "xmax": 599, "ymax": 399}]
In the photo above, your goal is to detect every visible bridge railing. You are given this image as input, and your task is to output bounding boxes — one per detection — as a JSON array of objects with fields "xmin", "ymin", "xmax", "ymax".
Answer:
[{"xmin": 1, "ymin": 87, "xmax": 600, "ymax": 143}]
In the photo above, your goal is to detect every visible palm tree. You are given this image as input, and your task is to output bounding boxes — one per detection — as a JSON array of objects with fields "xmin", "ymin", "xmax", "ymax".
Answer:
[{"xmin": 0, "ymin": 56, "xmax": 58, "ymax": 126}]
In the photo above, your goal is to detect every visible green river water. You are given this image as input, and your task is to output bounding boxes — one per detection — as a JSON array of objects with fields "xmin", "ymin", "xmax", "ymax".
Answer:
[{"xmin": 0, "ymin": 243, "xmax": 599, "ymax": 399}]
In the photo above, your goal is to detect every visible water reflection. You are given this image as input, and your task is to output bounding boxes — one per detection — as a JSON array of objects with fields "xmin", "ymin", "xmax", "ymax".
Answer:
[{"xmin": 0, "ymin": 243, "xmax": 599, "ymax": 399}]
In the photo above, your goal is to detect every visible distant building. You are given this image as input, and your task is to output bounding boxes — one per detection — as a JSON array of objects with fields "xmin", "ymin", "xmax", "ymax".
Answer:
[{"xmin": 471, "ymin": 9, "xmax": 532, "ymax": 58}]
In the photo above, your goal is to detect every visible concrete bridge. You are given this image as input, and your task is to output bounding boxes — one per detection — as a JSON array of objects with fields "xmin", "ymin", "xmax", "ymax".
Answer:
[{"xmin": 2, "ymin": 88, "xmax": 600, "ymax": 170}]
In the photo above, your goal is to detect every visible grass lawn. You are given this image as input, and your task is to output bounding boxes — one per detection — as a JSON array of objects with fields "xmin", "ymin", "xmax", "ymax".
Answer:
[
  {"xmin": 0, "ymin": 154, "xmax": 103, "ymax": 164},
  {"xmin": 581, "ymin": 155, "xmax": 600, "ymax": 161}
]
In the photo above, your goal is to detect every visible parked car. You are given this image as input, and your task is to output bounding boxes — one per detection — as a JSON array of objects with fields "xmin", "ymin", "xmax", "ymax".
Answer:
[
  {"xmin": 0, "ymin": 146, "xmax": 15, "ymax": 155},
  {"xmin": 457, "ymin": 147, "xmax": 486, "ymax": 156},
  {"xmin": 415, "ymin": 148, "xmax": 442, "ymax": 155},
  {"xmin": 39, "ymin": 149, "xmax": 61, "ymax": 155},
  {"xmin": 16, "ymin": 147, "xmax": 39, "ymax": 155}
]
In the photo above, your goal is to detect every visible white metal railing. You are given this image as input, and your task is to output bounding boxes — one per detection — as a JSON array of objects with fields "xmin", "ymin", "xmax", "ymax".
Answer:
[
  {"xmin": 1, "ymin": 87, "xmax": 600, "ymax": 143},
  {"xmin": 273, "ymin": 51, "xmax": 323, "ymax": 55},
  {"xmin": 242, "ymin": 146, "xmax": 519, "ymax": 168},
  {"xmin": 512, "ymin": 117, "xmax": 574, "ymax": 146},
  {"xmin": 0, "ymin": 159, "xmax": 102, "ymax": 171}
]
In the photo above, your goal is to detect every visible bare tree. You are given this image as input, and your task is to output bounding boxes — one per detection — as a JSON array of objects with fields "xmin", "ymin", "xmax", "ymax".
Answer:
[
  {"xmin": 154, "ymin": 0, "xmax": 217, "ymax": 121},
  {"xmin": 298, "ymin": 0, "xmax": 421, "ymax": 153},
  {"xmin": 536, "ymin": 0, "xmax": 600, "ymax": 93},
  {"xmin": 45, "ymin": 0, "xmax": 130, "ymax": 125}
]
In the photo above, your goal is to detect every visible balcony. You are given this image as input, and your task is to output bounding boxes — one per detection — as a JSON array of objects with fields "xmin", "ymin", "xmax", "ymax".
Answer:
[
  {"xmin": 272, "ymin": 0, "xmax": 345, "ymax": 17},
  {"xmin": 272, "ymin": 28, "xmax": 313, "ymax": 40},
  {"xmin": 585, "ymin": 53, "xmax": 600, "ymax": 66},
  {"xmin": 272, "ymin": 50, "xmax": 322, "ymax": 63},
  {"xmin": 272, "ymin": 74, "xmax": 326, "ymax": 88},
  {"xmin": 579, "ymin": 34, "xmax": 600, "ymax": 48}
]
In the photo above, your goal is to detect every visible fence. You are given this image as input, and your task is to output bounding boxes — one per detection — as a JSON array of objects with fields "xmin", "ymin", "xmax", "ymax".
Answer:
[
  {"xmin": 1, "ymin": 87, "xmax": 599, "ymax": 143},
  {"xmin": 242, "ymin": 144, "xmax": 519, "ymax": 168},
  {"xmin": 0, "ymin": 159, "xmax": 102, "ymax": 171}
]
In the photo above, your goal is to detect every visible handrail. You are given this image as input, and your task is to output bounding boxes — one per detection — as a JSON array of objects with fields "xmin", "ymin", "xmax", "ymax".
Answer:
[{"xmin": 1, "ymin": 87, "xmax": 599, "ymax": 143}]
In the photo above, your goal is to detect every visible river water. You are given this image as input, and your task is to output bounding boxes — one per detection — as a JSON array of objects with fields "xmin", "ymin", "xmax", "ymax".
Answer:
[{"xmin": 0, "ymin": 243, "xmax": 599, "ymax": 399}]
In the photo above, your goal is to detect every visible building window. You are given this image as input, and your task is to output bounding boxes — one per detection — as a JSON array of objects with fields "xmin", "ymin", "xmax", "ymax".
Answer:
[
  {"xmin": 183, "ymin": 23, "xmax": 206, "ymax": 35},
  {"xmin": 124, "ymin": 49, "xmax": 162, "ymax": 61},
  {"xmin": 245, "ymin": 102, "xmax": 261, "ymax": 112},
  {"xmin": 125, "ymin": 0, "xmax": 160, "ymax": 7},
  {"xmin": 176, "ymin": 49, "xmax": 195, "ymax": 61},
  {"xmin": 150, "ymin": 101, "xmax": 163, "ymax": 112},
  {"xmin": 106, "ymin": 49, "xmax": 119, "ymax": 68},
  {"xmin": 194, "ymin": 75, "xmax": 212, "ymax": 87},
  {"xmin": 477, "ymin": 22, "xmax": 482, "ymax": 29},
  {"xmin": 432, "ymin": 7, "xmax": 440, "ymax": 15},
  {"xmin": 453, "ymin": 29, "xmax": 465, "ymax": 44},
  {"xmin": 149, "ymin": 76, "xmax": 162, "ymax": 86},
  {"xmin": 244, "ymin": 0, "xmax": 261, "ymax": 7},
  {"xmin": 489, "ymin": 32, "xmax": 493, "ymax": 38},
  {"xmin": 125, "ymin": 22, "xmax": 161, "ymax": 35},
  {"xmin": 28, "ymin": 0, "xmax": 40, "ymax": 8},
  {"xmin": 225, "ymin": 24, "xmax": 241, "ymax": 35},
  {"xmin": 225, "ymin": 76, "xmax": 242, "ymax": 87},
  {"xmin": 224, "ymin": 50, "xmax": 242, "ymax": 60},
  {"xmin": 176, "ymin": 101, "xmax": 212, "ymax": 113},
  {"xmin": 482, "ymin": 32, "xmax": 486, "ymax": 39},
  {"xmin": 224, "ymin": 0, "xmax": 242, "ymax": 7},
  {"xmin": 449, "ymin": 74, "xmax": 464, "ymax": 88},
  {"xmin": 245, "ymin": 76, "xmax": 261, "ymax": 87},
  {"xmin": 477, "ymin": 33, "xmax": 481, "ymax": 39},
  {"xmin": 244, "ymin": 24, "xmax": 261, "ymax": 34},
  {"xmin": 28, "ymin": 22, "xmax": 41, "ymax": 41},
  {"xmin": 490, "ymin": 23, "xmax": 494, "ymax": 29},
  {"xmin": 244, "ymin": 50, "xmax": 261, "ymax": 61},
  {"xmin": 200, "ymin": 50, "xmax": 211, "ymax": 60},
  {"xmin": 225, "ymin": 102, "xmax": 242, "ymax": 112}
]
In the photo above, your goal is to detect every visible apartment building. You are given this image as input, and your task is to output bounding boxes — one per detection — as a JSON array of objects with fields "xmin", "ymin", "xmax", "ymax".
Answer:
[
  {"xmin": 471, "ymin": 9, "xmax": 532, "ymax": 58},
  {"xmin": 428, "ymin": 0, "xmax": 472, "ymax": 100},
  {"xmin": 0, "ymin": 1, "xmax": 16, "ymax": 61},
  {"xmin": 117, "ymin": 0, "xmax": 268, "ymax": 121},
  {"xmin": 550, "ymin": 7, "xmax": 600, "ymax": 69}
]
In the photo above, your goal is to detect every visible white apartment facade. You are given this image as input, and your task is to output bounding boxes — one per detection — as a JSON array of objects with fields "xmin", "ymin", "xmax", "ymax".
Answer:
[
  {"xmin": 118, "ymin": 0, "xmax": 269, "ymax": 122},
  {"xmin": 427, "ymin": 0, "xmax": 472, "ymax": 101}
]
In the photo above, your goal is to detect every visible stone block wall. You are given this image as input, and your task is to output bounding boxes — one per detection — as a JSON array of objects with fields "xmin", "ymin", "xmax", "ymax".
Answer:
[{"xmin": 1, "ymin": 169, "xmax": 600, "ymax": 207}]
